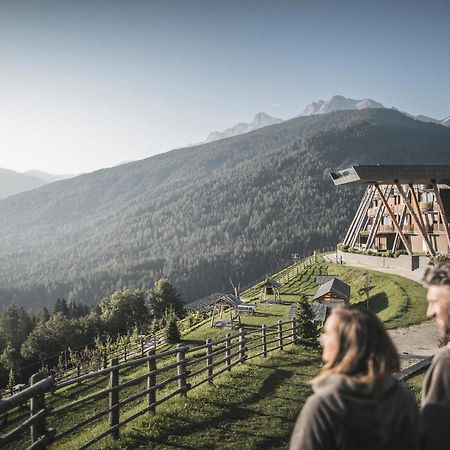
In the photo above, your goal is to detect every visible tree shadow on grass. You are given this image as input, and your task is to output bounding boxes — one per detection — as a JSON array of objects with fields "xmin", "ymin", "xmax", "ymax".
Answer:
[{"xmin": 353, "ymin": 292, "xmax": 388, "ymax": 315}]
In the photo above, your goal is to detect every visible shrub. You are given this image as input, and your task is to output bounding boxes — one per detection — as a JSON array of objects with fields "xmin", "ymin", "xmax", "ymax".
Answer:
[
  {"xmin": 337, "ymin": 243, "xmax": 349, "ymax": 252},
  {"xmin": 429, "ymin": 253, "xmax": 450, "ymax": 266}
]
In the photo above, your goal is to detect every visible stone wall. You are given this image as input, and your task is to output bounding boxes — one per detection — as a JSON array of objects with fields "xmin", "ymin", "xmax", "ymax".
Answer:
[{"xmin": 335, "ymin": 250, "xmax": 429, "ymax": 271}]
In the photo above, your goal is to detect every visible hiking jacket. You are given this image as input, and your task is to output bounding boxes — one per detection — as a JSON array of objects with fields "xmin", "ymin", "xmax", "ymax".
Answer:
[
  {"xmin": 290, "ymin": 373, "xmax": 419, "ymax": 450},
  {"xmin": 421, "ymin": 344, "xmax": 450, "ymax": 450}
]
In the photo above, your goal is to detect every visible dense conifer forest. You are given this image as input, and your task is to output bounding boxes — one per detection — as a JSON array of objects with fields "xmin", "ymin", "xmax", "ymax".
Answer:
[{"xmin": 1, "ymin": 109, "xmax": 450, "ymax": 310}]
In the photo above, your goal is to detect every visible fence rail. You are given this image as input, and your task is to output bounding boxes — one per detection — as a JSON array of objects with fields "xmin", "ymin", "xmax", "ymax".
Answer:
[{"xmin": 0, "ymin": 319, "xmax": 298, "ymax": 449}]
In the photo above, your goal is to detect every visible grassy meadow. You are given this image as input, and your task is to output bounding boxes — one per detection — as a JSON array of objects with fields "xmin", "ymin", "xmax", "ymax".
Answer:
[{"xmin": 4, "ymin": 257, "xmax": 429, "ymax": 449}]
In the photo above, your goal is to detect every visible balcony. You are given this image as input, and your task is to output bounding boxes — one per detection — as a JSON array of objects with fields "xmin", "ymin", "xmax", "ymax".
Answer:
[
  {"xmin": 379, "ymin": 224, "xmax": 395, "ymax": 233},
  {"xmin": 419, "ymin": 202, "xmax": 433, "ymax": 213}
]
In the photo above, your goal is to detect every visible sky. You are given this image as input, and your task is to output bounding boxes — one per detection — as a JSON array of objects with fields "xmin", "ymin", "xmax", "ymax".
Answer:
[{"xmin": 0, "ymin": 0, "xmax": 449, "ymax": 174}]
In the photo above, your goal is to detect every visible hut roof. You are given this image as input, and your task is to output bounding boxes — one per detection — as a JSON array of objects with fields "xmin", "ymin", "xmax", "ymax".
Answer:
[
  {"xmin": 262, "ymin": 279, "xmax": 281, "ymax": 288},
  {"xmin": 316, "ymin": 275, "xmax": 338, "ymax": 285},
  {"xmin": 313, "ymin": 277, "xmax": 350, "ymax": 302},
  {"xmin": 185, "ymin": 292, "xmax": 224, "ymax": 313},
  {"xmin": 213, "ymin": 294, "xmax": 245, "ymax": 308}
]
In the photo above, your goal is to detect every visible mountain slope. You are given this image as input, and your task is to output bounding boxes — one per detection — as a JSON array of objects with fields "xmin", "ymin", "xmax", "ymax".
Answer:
[
  {"xmin": 1, "ymin": 109, "xmax": 450, "ymax": 309},
  {"xmin": 0, "ymin": 168, "xmax": 48, "ymax": 199},
  {"xmin": 204, "ymin": 112, "xmax": 283, "ymax": 142}
]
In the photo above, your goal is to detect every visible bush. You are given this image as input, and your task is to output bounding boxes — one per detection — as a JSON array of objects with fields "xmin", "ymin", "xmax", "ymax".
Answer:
[
  {"xmin": 395, "ymin": 249, "xmax": 408, "ymax": 258},
  {"xmin": 429, "ymin": 253, "xmax": 450, "ymax": 266},
  {"xmin": 337, "ymin": 243, "xmax": 349, "ymax": 252}
]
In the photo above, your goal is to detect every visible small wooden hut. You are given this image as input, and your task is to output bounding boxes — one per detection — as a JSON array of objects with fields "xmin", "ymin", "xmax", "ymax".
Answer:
[
  {"xmin": 313, "ymin": 277, "xmax": 351, "ymax": 305},
  {"xmin": 210, "ymin": 294, "xmax": 243, "ymax": 328},
  {"xmin": 259, "ymin": 279, "xmax": 281, "ymax": 303}
]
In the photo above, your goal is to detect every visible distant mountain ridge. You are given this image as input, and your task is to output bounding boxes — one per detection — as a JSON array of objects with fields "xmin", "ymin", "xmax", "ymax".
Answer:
[
  {"xmin": 200, "ymin": 96, "xmax": 449, "ymax": 144},
  {"xmin": 1, "ymin": 108, "xmax": 450, "ymax": 310},
  {"xmin": 204, "ymin": 112, "xmax": 283, "ymax": 142},
  {"xmin": 24, "ymin": 170, "xmax": 75, "ymax": 183},
  {"xmin": 0, "ymin": 168, "xmax": 75, "ymax": 199},
  {"xmin": 299, "ymin": 95, "xmax": 385, "ymax": 116},
  {"xmin": 0, "ymin": 168, "xmax": 47, "ymax": 200}
]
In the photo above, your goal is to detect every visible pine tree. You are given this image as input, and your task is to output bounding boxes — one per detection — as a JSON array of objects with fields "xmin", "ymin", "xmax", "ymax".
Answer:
[
  {"xmin": 295, "ymin": 294, "xmax": 319, "ymax": 348},
  {"xmin": 164, "ymin": 310, "xmax": 181, "ymax": 344}
]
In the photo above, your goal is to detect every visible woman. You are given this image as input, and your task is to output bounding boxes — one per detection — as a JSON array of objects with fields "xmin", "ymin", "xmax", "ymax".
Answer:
[{"xmin": 290, "ymin": 306, "xmax": 419, "ymax": 450}]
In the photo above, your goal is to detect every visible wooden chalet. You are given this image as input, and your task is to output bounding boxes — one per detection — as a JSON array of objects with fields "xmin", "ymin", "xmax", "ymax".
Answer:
[
  {"xmin": 330, "ymin": 165, "xmax": 450, "ymax": 255},
  {"xmin": 259, "ymin": 279, "xmax": 281, "ymax": 303},
  {"xmin": 313, "ymin": 276, "xmax": 351, "ymax": 305}
]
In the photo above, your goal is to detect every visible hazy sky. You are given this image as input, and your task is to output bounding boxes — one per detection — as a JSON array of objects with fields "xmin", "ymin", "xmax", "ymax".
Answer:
[{"xmin": 1, "ymin": 0, "xmax": 449, "ymax": 174}]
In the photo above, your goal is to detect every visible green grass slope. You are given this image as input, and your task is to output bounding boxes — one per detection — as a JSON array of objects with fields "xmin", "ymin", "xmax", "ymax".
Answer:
[{"xmin": 4, "ymin": 259, "xmax": 427, "ymax": 449}]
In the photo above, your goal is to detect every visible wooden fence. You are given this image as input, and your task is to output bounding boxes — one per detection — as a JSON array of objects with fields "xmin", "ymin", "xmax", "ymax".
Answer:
[{"xmin": 0, "ymin": 319, "xmax": 297, "ymax": 449}]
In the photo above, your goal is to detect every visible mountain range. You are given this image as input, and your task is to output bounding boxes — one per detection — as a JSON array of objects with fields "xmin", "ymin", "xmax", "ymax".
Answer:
[
  {"xmin": 0, "ymin": 168, "xmax": 75, "ymax": 200},
  {"xmin": 1, "ymin": 108, "xmax": 450, "ymax": 310},
  {"xmin": 203, "ymin": 95, "xmax": 449, "ymax": 145},
  {"xmin": 204, "ymin": 112, "xmax": 283, "ymax": 142}
]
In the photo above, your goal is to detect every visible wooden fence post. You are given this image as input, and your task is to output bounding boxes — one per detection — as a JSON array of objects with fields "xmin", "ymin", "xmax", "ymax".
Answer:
[
  {"xmin": 291, "ymin": 318, "xmax": 297, "ymax": 344},
  {"xmin": 261, "ymin": 324, "xmax": 267, "ymax": 357},
  {"xmin": 109, "ymin": 358, "xmax": 120, "ymax": 440},
  {"xmin": 206, "ymin": 338, "xmax": 213, "ymax": 384},
  {"xmin": 278, "ymin": 320, "xmax": 284, "ymax": 351},
  {"xmin": 123, "ymin": 345, "xmax": 127, "ymax": 362},
  {"xmin": 141, "ymin": 340, "xmax": 145, "ymax": 357},
  {"xmin": 30, "ymin": 373, "xmax": 46, "ymax": 446},
  {"xmin": 177, "ymin": 344, "xmax": 188, "ymax": 396},
  {"xmin": 225, "ymin": 333, "xmax": 232, "ymax": 371},
  {"xmin": 239, "ymin": 328, "xmax": 246, "ymax": 362},
  {"xmin": 147, "ymin": 348, "xmax": 156, "ymax": 414}
]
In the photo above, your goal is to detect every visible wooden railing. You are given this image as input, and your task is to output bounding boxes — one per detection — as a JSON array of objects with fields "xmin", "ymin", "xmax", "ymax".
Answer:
[{"xmin": 0, "ymin": 319, "xmax": 297, "ymax": 449}]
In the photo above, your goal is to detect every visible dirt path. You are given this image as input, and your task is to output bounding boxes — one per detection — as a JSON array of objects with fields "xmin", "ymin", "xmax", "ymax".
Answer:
[{"xmin": 388, "ymin": 320, "xmax": 440, "ymax": 368}]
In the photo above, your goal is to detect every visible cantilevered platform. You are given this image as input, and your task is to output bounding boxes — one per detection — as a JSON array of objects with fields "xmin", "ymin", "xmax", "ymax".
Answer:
[{"xmin": 330, "ymin": 165, "xmax": 450, "ymax": 186}]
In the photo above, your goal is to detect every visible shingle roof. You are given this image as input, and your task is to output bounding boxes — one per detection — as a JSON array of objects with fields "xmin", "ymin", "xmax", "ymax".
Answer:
[
  {"xmin": 261, "ymin": 279, "xmax": 281, "ymax": 288},
  {"xmin": 185, "ymin": 292, "xmax": 224, "ymax": 313},
  {"xmin": 215, "ymin": 294, "xmax": 245, "ymax": 308},
  {"xmin": 316, "ymin": 276, "xmax": 337, "ymax": 285},
  {"xmin": 313, "ymin": 277, "xmax": 350, "ymax": 302}
]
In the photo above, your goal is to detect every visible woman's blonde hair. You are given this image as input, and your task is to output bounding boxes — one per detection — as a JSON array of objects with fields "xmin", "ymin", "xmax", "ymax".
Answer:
[{"xmin": 314, "ymin": 306, "xmax": 399, "ymax": 387}]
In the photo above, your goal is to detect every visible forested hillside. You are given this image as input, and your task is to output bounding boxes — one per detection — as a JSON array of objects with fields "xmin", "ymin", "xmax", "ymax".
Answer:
[{"xmin": 1, "ymin": 109, "xmax": 450, "ymax": 309}]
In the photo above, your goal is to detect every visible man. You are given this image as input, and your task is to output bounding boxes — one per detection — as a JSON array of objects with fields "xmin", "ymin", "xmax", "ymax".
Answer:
[{"xmin": 422, "ymin": 262, "xmax": 450, "ymax": 450}]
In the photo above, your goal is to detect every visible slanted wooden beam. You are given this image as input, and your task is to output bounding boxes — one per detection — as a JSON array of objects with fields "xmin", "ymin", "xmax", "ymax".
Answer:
[
  {"xmin": 366, "ymin": 185, "xmax": 390, "ymax": 250},
  {"xmin": 374, "ymin": 184, "xmax": 412, "ymax": 255},
  {"xmin": 408, "ymin": 183, "xmax": 427, "ymax": 231},
  {"xmin": 395, "ymin": 182, "xmax": 435, "ymax": 256},
  {"xmin": 344, "ymin": 186, "xmax": 374, "ymax": 246},
  {"xmin": 350, "ymin": 186, "xmax": 375, "ymax": 248},
  {"xmin": 392, "ymin": 202, "xmax": 408, "ymax": 253},
  {"xmin": 432, "ymin": 182, "xmax": 450, "ymax": 251}
]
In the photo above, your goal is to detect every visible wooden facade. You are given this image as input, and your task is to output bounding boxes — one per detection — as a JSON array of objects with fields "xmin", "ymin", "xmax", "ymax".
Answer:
[{"xmin": 330, "ymin": 165, "xmax": 450, "ymax": 255}]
